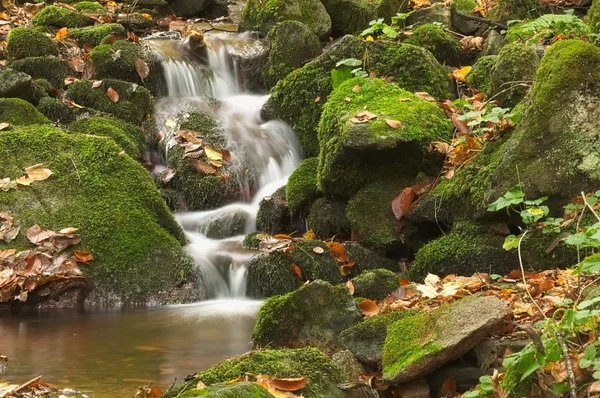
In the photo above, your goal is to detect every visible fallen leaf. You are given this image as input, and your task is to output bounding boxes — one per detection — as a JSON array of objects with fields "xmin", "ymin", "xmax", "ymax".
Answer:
[
  {"xmin": 291, "ymin": 263, "xmax": 303, "ymax": 279},
  {"xmin": 385, "ymin": 118, "xmax": 402, "ymax": 128},
  {"xmin": 340, "ymin": 261, "xmax": 357, "ymax": 276},
  {"xmin": 134, "ymin": 58, "xmax": 149, "ymax": 81},
  {"xmin": 194, "ymin": 160, "xmax": 217, "ymax": 175},
  {"xmin": 59, "ymin": 227, "xmax": 78, "ymax": 234},
  {"xmin": 312, "ymin": 246, "xmax": 325, "ymax": 254},
  {"xmin": 204, "ymin": 144, "xmax": 223, "ymax": 161},
  {"xmin": 107, "ymin": 87, "xmax": 119, "ymax": 103},
  {"xmin": 358, "ymin": 299, "xmax": 380, "ymax": 317},
  {"xmin": 350, "ymin": 111, "xmax": 378, "ymax": 124},
  {"xmin": 326, "ymin": 241, "xmax": 349, "ymax": 263},
  {"xmin": 415, "ymin": 92, "xmax": 436, "ymax": 102},
  {"xmin": 221, "ymin": 149, "xmax": 232, "ymax": 162},
  {"xmin": 26, "ymin": 224, "xmax": 55, "ymax": 245},
  {"xmin": 210, "ymin": 160, "xmax": 222, "ymax": 168},
  {"xmin": 55, "ymin": 27, "xmax": 69, "ymax": 40},
  {"xmin": 449, "ymin": 66, "xmax": 472, "ymax": 83},
  {"xmin": 440, "ymin": 377, "xmax": 457, "ymax": 397},
  {"xmin": 74, "ymin": 250, "xmax": 94, "ymax": 263},
  {"xmin": 303, "ymin": 230, "xmax": 315, "ymax": 240},
  {"xmin": 346, "ymin": 280, "xmax": 355, "ymax": 295},
  {"xmin": 17, "ymin": 164, "xmax": 53, "ymax": 186},
  {"xmin": 0, "ymin": 178, "xmax": 17, "ymax": 191},
  {"xmin": 344, "ymin": 97, "xmax": 352, "ymax": 102},
  {"xmin": 92, "ymin": 80, "xmax": 103, "ymax": 88},
  {"xmin": 352, "ymin": 85, "xmax": 361, "ymax": 92},
  {"xmin": 460, "ymin": 36, "xmax": 484, "ymax": 52},
  {"xmin": 0, "ymin": 122, "xmax": 10, "ymax": 131},
  {"xmin": 64, "ymin": 76, "xmax": 79, "ymax": 86},
  {"xmin": 314, "ymin": 96, "xmax": 321, "ymax": 102},
  {"xmin": 165, "ymin": 119, "xmax": 177, "ymax": 128},
  {"xmin": 269, "ymin": 377, "xmax": 308, "ymax": 392},
  {"xmin": 391, "ymin": 187, "xmax": 415, "ymax": 220},
  {"xmin": 160, "ymin": 168, "xmax": 176, "ymax": 184}
]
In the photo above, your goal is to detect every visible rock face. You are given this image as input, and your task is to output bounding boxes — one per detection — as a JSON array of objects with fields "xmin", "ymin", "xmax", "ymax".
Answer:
[
  {"xmin": 466, "ymin": 55, "xmax": 496, "ymax": 95},
  {"xmin": 31, "ymin": 5, "xmax": 95, "ymax": 28},
  {"xmin": 177, "ymin": 382, "xmax": 273, "ymax": 397},
  {"xmin": 10, "ymin": 57, "xmax": 70, "ymax": 89},
  {"xmin": 286, "ymin": 157, "xmax": 320, "ymax": 217},
  {"xmin": 241, "ymin": 0, "xmax": 332, "ymax": 41},
  {"xmin": 490, "ymin": 42, "xmax": 539, "ymax": 108},
  {"xmin": 382, "ymin": 295, "xmax": 508, "ymax": 383},
  {"xmin": 0, "ymin": 126, "xmax": 198, "ymax": 304},
  {"xmin": 340, "ymin": 310, "xmax": 418, "ymax": 367},
  {"xmin": 252, "ymin": 280, "xmax": 363, "ymax": 352},
  {"xmin": 317, "ymin": 77, "xmax": 452, "ymax": 199},
  {"xmin": 404, "ymin": 24, "xmax": 462, "ymax": 66},
  {"xmin": 351, "ymin": 269, "xmax": 399, "ymax": 300},
  {"xmin": 169, "ymin": 0, "xmax": 227, "ymax": 18},
  {"xmin": 0, "ymin": 68, "xmax": 37, "ymax": 103},
  {"xmin": 190, "ymin": 348, "xmax": 346, "ymax": 398},
  {"xmin": 320, "ymin": 0, "xmax": 409, "ymax": 37},
  {"xmin": 264, "ymin": 21, "xmax": 322, "ymax": 89}
]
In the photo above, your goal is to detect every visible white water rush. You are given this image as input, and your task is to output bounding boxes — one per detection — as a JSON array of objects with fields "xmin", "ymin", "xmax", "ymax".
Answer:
[{"xmin": 148, "ymin": 32, "xmax": 301, "ymax": 299}]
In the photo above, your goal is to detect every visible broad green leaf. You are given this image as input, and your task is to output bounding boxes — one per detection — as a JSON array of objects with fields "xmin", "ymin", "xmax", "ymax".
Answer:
[
  {"xmin": 503, "ymin": 234, "xmax": 520, "ymax": 251},
  {"xmin": 331, "ymin": 68, "xmax": 353, "ymax": 89},
  {"xmin": 336, "ymin": 58, "xmax": 362, "ymax": 67},
  {"xmin": 585, "ymin": 344, "xmax": 597, "ymax": 360},
  {"xmin": 382, "ymin": 25, "xmax": 399, "ymax": 38}
]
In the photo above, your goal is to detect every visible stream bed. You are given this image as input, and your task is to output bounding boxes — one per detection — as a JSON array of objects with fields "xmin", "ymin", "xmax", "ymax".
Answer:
[{"xmin": 0, "ymin": 300, "xmax": 261, "ymax": 397}]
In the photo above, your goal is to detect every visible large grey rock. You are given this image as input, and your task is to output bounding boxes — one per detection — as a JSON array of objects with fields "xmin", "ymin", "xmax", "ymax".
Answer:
[
  {"xmin": 332, "ymin": 350, "xmax": 365, "ymax": 381},
  {"xmin": 407, "ymin": 4, "xmax": 452, "ymax": 28},
  {"xmin": 169, "ymin": 0, "xmax": 228, "ymax": 18},
  {"xmin": 382, "ymin": 295, "xmax": 508, "ymax": 383},
  {"xmin": 482, "ymin": 29, "xmax": 506, "ymax": 56},
  {"xmin": 252, "ymin": 280, "xmax": 363, "ymax": 353},
  {"xmin": 0, "ymin": 67, "xmax": 36, "ymax": 103}
]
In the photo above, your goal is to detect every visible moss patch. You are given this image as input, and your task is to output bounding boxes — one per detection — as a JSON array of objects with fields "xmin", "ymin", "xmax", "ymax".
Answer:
[
  {"xmin": 0, "ymin": 98, "xmax": 50, "ymax": 125},
  {"xmin": 31, "ymin": 5, "xmax": 94, "ymax": 28},
  {"xmin": 0, "ymin": 126, "xmax": 192, "ymax": 302},
  {"xmin": 487, "ymin": 0, "xmax": 542, "ymax": 22},
  {"xmin": 7, "ymin": 27, "xmax": 58, "ymax": 61},
  {"xmin": 490, "ymin": 42, "xmax": 539, "ymax": 108},
  {"xmin": 307, "ymin": 198, "xmax": 350, "ymax": 238},
  {"xmin": 351, "ymin": 268, "xmax": 399, "ymax": 300},
  {"xmin": 10, "ymin": 56, "xmax": 69, "ymax": 88},
  {"xmin": 68, "ymin": 116, "xmax": 145, "ymax": 158},
  {"xmin": 178, "ymin": 382, "xmax": 272, "ymax": 398},
  {"xmin": 286, "ymin": 157, "xmax": 320, "ymax": 217},
  {"xmin": 68, "ymin": 23, "xmax": 126, "ymax": 47},
  {"xmin": 466, "ymin": 55, "xmax": 497, "ymax": 95},
  {"xmin": 403, "ymin": 24, "xmax": 462, "ymax": 66},
  {"xmin": 36, "ymin": 97, "xmax": 78, "ymax": 124},
  {"xmin": 90, "ymin": 40, "xmax": 154, "ymax": 88},
  {"xmin": 74, "ymin": 1, "xmax": 107, "ymax": 13}
]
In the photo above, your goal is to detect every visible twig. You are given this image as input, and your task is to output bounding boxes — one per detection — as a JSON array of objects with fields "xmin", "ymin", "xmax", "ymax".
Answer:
[
  {"xmin": 483, "ymin": 81, "xmax": 533, "ymax": 106},
  {"xmin": 456, "ymin": 13, "xmax": 508, "ymax": 30},
  {"xmin": 581, "ymin": 191, "xmax": 600, "ymax": 223},
  {"xmin": 15, "ymin": 375, "xmax": 43, "ymax": 392},
  {"xmin": 70, "ymin": 157, "xmax": 81, "ymax": 185},
  {"xmin": 517, "ymin": 230, "xmax": 549, "ymax": 319},
  {"xmin": 556, "ymin": 331, "xmax": 577, "ymax": 398}
]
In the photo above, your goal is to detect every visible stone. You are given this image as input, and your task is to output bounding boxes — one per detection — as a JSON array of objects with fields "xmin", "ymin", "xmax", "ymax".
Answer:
[
  {"xmin": 256, "ymin": 186, "xmax": 292, "ymax": 234},
  {"xmin": 31, "ymin": 5, "xmax": 95, "ymax": 28},
  {"xmin": 490, "ymin": 42, "xmax": 539, "ymax": 108},
  {"xmin": 177, "ymin": 382, "xmax": 272, "ymax": 397},
  {"xmin": 351, "ymin": 269, "xmax": 399, "ymax": 300},
  {"xmin": 403, "ymin": 23, "xmax": 462, "ymax": 66},
  {"xmin": 68, "ymin": 23, "xmax": 127, "ymax": 47},
  {"xmin": 6, "ymin": 27, "xmax": 58, "ymax": 61},
  {"xmin": 466, "ymin": 55, "xmax": 496, "ymax": 95},
  {"xmin": 286, "ymin": 157, "xmax": 320, "ymax": 217},
  {"xmin": 382, "ymin": 295, "xmax": 509, "ymax": 383},
  {"xmin": 0, "ymin": 97, "xmax": 49, "ymax": 125},
  {"xmin": 169, "ymin": 0, "xmax": 212, "ymax": 17},
  {"xmin": 307, "ymin": 198, "xmax": 350, "ymax": 239},
  {"xmin": 37, "ymin": 97, "xmax": 78, "ymax": 124},
  {"xmin": 252, "ymin": 280, "xmax": 363, "ymax": 353},
  {"xmin": 332, "ymin": 350, "xmax": 365, "ymax": 381},
  {"xmin": 451, "ymin": 0, "xmax": 480, "ymax": 34},
  {"xmin": 393, "ymin": 378, "xmax": 430, "ymax": 398},
  {"xmin": 9, "ymin": 56, "xmax": 70, "ymax": 88},
  {"xmin": 0, "ymin": 67, "xmax": 36, "ymax": 103},
  {"xmin": 473, "ymin": 337, "xmax": 531, "ymax": 371},
  {"xmin": 321, "ymin": 0, "xmax": 409, "ymax": 36},
  {"xmin": 407, "ymin": 3, "xmax": 452, "ymax": 28},
  {"xmin": 487, "ymin": 0, "xmax": 542, "ymax": 23},
  {"xmin": 482, "ymin": 29, "xmax": 506, "ymax": 56}
]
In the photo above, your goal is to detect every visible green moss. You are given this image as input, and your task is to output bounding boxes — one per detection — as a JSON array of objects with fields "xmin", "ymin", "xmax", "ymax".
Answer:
[
  {"xmin": 10, "ymin": 56, "xmax": 69, "ymax": 88},
  {"xmin": 317, "ymin": 77, "xmax": 451, "ymax": 198},
  {"xmin": 466, "ymin": 55, "xmax": 497, "ymax": 95},
  {"xmin": 66, "ymin": 79, "xmax": 152, "ymax": 123},
  {"xmin": 0, "ymin": 126, "xmax": 192, "ymax": 302},
  {"xmin": 344, "ymin": 242, "xmax": 398, "ymax": 272},
  {"xmin": 403, "ymin": 24, "xmax": 462, "ymax": 66},
  {"xmin": 307, "ymin": 198, "xmax": 349, "ymax": 238},
  {"xmin": 194, "ymin": 348, "xmax": 345, "ymax": 398},
  {"xmin": 256, "ymin": 186, "xmax": 290, "ymax": 234},
  {"xmin": 179, "ymin": 382, "xmax": 272, "ymax": 397},
  {"xmin": 490, "ymin": 42, "xmax": 539, "ymax": 108},
  {"xmin": 180, "ymin": 110, "xmax": 226, "ymax": 148},
  {"xmin": 286, "ymin": 157, "xmax": 320, "ymax": 217},
  {"xmin": 68, "ymin": 23, "xmax": 126, "ymax": 46},
  {"xmin": 202, "ymin": 211, "xmax": 247, "ymax": 239},
  {"xmin": 365, "ymin": 42, "xmax": 451, "ymax": 100},
  {"xmin": 33, "ymin": 78, "xmax": 54, "ymax": 98},
  {"xmin": 247, "ymin": 240, "xmax": 343, "ymax": 298},
  {"xmin": 6, "ymin": 27, "xmax": 58, "ymax": 61},
  {"xmin": 382, "ymin": 311, "xmax": 442, "ymax": 380},
  {"xmin": 264, "ymin": 21, "xmax": 322, "ymax": 88},
  {"xmin": 487, "ymin": 0, "xmax": 542, "ymax": 23},
  {"xmin": 74, "ymin": 1, "xmax": 107, "ymax": 13},
  {"xmin": 91, "ymin": 40, "xmax": 150, "ymax": 86},
  {"xmin": 340, "ymin": 309, "xmax": 418, "ymax": 366},
  {"xmin": 0, "ymin": 98, "xmax": 50, "ymax": 125},
  {"xmin": 452, "ymin": 0, "xmax": 477, "ymax": 13},
  {"xmin": 252, "ymin": 280, "xmax": 362, "ymax": 354},
  {"xmin": 240, "ymin": 0, "xmax": 332, "ymax": 40},
  {"xmin": 507, "ymin": 14, "xmax": 593, "ymax": 44},
  {"xmin": 36, "ymin": 97, "xmax": 78, "ymax": 124},
  {"xmin": 587, "ymin": 0, "xmax": 600, "ymax": 32},
  {"xmin": 242, "ymin": 231, "xmax": 262, "ymax": 250},
  {"xmin": 68, "ymin": 116, "xmax": 144, "ymax": 158},
  {"xmin": 351, "ymin": 268, "xmax": 399, "ymax": 300},
  {"xmin": 31, "ymin": 5, "xmax": 94, "ymax": 28}
]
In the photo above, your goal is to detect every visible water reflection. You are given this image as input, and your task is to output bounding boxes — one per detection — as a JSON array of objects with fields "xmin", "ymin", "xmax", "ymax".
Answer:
[{"xmin": 0, "ymin": 300, "xmax": 261, "ymax": 397}]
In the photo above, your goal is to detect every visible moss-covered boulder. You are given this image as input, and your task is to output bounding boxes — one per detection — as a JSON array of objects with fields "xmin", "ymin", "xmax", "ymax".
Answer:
[
  {"xmin": 482, "ymin": 30, "xmax": 506, "ymax": 56},
  {"xmin": 320, "ymin": 0, "xmax": 409, "ymax": 37},
  {"xmin": 247, "ymin": 240, "xmax": 343, "ymax": 298},
  {"xmin": 256, "ymin": 186, "xmax": 292, "ymax": 234},
  {"xmin": 0, "ymin": 67, "xmax": 38, "ymax": 103},
  {"xmin": 0, "ymin": 98, "xmax": 50, "ymax": 125},
  {"xmin": 286, "ymin": 157, "xmax": 320, "ymax": 217},
  {"xmin": 407, "ymin": 221, "xmax": 517, "ymax": 281},
  {"xmin": 36, "ymin": 97, "xmax": 78, "ymax": 124},
  {"xmin": 490, "ymin": 42, "xmax": 539, "ymax": 108},
  {"xmin": 31, "ymin": 5, "xmax": 95, "ymax": 28},
  {"xmin": 240, "ymin": 0, "xmax": 332, "ymax": 41},
  {"xmin": 343, "ymin": 242, "xmax": 398, "ymax": 272},
  {"xmin": 177, "ymin": 382, "xmax": 272, "ymax": 397},
  {"xmin": 171, "ymin": 348, "xmax": 346, "ymax": 398},
  {"xmin": 165, "ymin": 111, "xmax": 231, "ymax": 211},
  {"xmin": 68, "ymin": 23, "xmax": 126, "ymax": 47},
  {"xmin": 490, "ymin": 40, "xmax": 600, "ymax": 200},
  {"xmin": 68, "ymin": 116, "xmax": 145, "ymax": 159},
  {"xmin": 6, "ymin": 27, "xmax": 58, "ymax": 61},
  {"xmin": 66, "ymin": 79, "xmax": 152, "ymax": 123},
  {"xmin": 168, "ymin": 0, "xmax": 225, "ymax": 18},
  {"xmin": 74, "ymin": 1, "xmax": 107, "ymax": 14},
  {"xmin": 466, "ymin": 55, "xmax": 496, "ymax": 95},
  {"xmin": 253, "ymin": 280, "xmax": 363, "ymax": 353},
  {"xmin": 586, "ymin": 0, "xmax": 600, "ymax": 32},
  {"xmin": 487, "ymin": 0, "xmax": 542, "ymax": 23},
  {"xmin": 307, "ymin": 198, "xmax": 350, "ymax": 238},
  {"xmin": 382, "ymin": 296, "xmax": 508, "ymax": 383},
  {"xmin": 451, "ymin": 0, "xmax": 480, "ymax": 34},
  {"xmin": 0, "ymin": 126, "xmax": 196, "ymax": 303},
  {"xmin": 9, "ymin": 56, "xmax": 69, "ymax": 88},
  {"xmin": 404, "ymin": 23, "xmax": 462, "ymax": 66},
  {"xmin": 264, "ymin": 21, "xmax": 322, "ymax": 89},
  {"xmin": 407, "ymin": 4, "xmax": 452, "ymax": 28},
  {"xmin": 90, "ymin": 40, "xmax": 158, "ymax": 91},
  {"xmin": 200, "ymin": 211, "xmax": 248, "ymax": 240},
  {"xmin": 317, "ymin": 77, "xmax": 451, "ymax": 198},
  {"xmin": 351, "ymin": 268, "xmax": 399, "ymax": 300},
  {"xmin": 340, "ymin": 310, "xmax": 418, "ymax": 367}
]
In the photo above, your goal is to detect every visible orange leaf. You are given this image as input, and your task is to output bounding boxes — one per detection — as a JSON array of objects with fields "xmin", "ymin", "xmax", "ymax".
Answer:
[
  {"xmin": 303, "ymin": 230, "xmax": 315, "ymax": 240},
  {"xmin": 399, "ymin": 276, "xmax": 410, "ymax": 286},
  {"xmin": 326, "ymin": 241, "xmax": 349, "ymax": 263},
  {"xmin": 358, "ymin": 299, "xmax": 380, "ymax": 317},
  {"xmin": 440, "ymin": 377, "xmax": 457, "ymax": 397},
  {"xmin": 449, "ymin": 66, "xmax": 472, "ymax": 83},
  {"xmin": 385, "ymin": 118, "xmax": 402, "ymax": 128},
  {"xmin": 291, "ymin": 263, "xmax": 303, "ymax": 279},
  {"xmin": 269, "ymin": 377, "xmax": 308, "ymax": 392},
  {"xmin": 134, "ymin": 58, "xmax": 149, "ymax": 80},
  {"xmin": 391, "ymin": 187, "xmax": 415, "ymax": 220},
  {"xmin": 55, "ymin": 27, "xmax": 69, "ymax": 40},
  {"xmin": 74, "ymin": 250, "xmax": 94, "ymax": 263},
  {"xmin": 107, "ymin": 87, "xmax": 119, "ymax": 103},
  {"xmin": 340, "ymin": 261, "xmax": 357, "ymax": 276},
  {"xmin": 194, "ymin": 160, "xmax": 217, "ymax": 175},
  {"xmin": 273, "ymin": 234, "xmax": 293, "ymax": 240}
]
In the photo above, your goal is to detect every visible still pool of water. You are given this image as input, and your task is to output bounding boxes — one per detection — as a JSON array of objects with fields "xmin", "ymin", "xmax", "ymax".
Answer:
[{"xmin": 0, "ymin": 299, "xmax": 262, "ymax": 397}]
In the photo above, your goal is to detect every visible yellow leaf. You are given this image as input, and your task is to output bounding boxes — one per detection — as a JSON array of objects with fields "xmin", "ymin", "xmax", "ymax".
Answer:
[
  {"xmin": 204, "ymin": 144, "xmax": 223, "ymax": 161},
  {"xmin": 303, "ymin": 230, "xmax": 315, "ymax": 240},
  {"xmin": 106, "ymin": 1, "xmax": 117, "ymax": 6},
  {"xmin": 165, "ymin": 119, "xmax": 177, "ymax": 128},
  {"xmin": 366, "ymin": 35, "xmax": 375, "ymax": 42},
  {"xmin": 55, "ymin": 27, "xmax": 69, "ymax": 40},
  {"xmin": 449, "ymin": 66, "xmax": 472, "ymax": 83},
  {"xmin": 141, "ymin": 13, "xmax": 152, "ymax": 20}
]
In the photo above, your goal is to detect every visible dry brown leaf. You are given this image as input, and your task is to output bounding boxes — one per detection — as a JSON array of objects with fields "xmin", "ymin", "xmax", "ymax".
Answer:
[
  {"xmin": 460, "ymin": 36, "xmax": 484, "ymax": 52},
  {"xmin": 194, "ymin": 160, "xmax": 217, "ymax": 175},
  {"xmin": 344, "ymin": 97, "xmax": 352, "ymax": 102},
  {"xmin": 358, "ymin": 299, "xmax": 380, "ymax": 317},
  {"xmin": 160, "ymin": 168, "xmax": 176, "ymax": 184},
  {"xmin": 352, "ymin": 85, "xmax": 361, "ymax": 92},
  {"xmin": 326, "ymin": 241, "xmax": 349, "ymax": 263},
  {"xmin": 391, "ymin": 187, "xmax": 415, "ymax": 220},
  {"xmin": 350, "ymin": 111, "xmax": 378, "ymax": 124},
  {"xmin": 291, "ymin": 263, "xmax": 303, "ymax": 279},
  {"xmin": 385, "ymin": 118, "xmax": 402, "ymax": 128},
  {"xmin": 0, "ymin": 178, "xmax": 17, "ymax": 191},
  {"xmin": 314, "ymin": 96, "xmax": 321, "ymax": 102},
  {"xmin": 269, "ymin": 377, "xmax": 308, "ymax": 392},
  {"xmin": 430, "ymin": 141, "xmax": 454, "ymax": 155},
  {"xmin": 0, "ymin": 122, "xmax": 10, "ymax": 131},
  {"xmin": 222, "ymin": 149, "xmax": 232, "ymax": 162},
  {"xmin": 74, "ymin": 250, "xmax": 94, "ymax": 263},
  {"xmin": 134, "ymin": 58, "xmax": 149, "ymax": 81},
  {"xmin": 64, "ymin": 76, "xmax": 79, "ymax": 86},
  {"xmin": 107, "ymin": 87, "xmax": 119, "ymax": 103}
]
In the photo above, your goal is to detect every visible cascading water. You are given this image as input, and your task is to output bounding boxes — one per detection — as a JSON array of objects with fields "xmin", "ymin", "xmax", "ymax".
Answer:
[{"xmin": 148, "ymin": 32, "xmax": 301, "ymax": 299}]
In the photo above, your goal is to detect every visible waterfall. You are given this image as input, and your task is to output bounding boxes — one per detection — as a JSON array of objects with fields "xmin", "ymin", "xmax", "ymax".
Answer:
[{"xmin": 148, "ymin": 33, "xmax": 301, "ymax": 299}]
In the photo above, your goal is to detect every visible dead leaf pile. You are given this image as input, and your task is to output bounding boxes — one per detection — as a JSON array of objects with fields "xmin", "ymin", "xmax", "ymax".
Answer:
[{"xmin": 0, "ymin": 222, "xmax": 91, "ymax": 303}]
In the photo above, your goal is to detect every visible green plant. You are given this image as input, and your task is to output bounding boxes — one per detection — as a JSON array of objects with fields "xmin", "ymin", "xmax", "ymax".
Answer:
[
  {"xmin": 331, "ymin": 58, "xmax": 368, "ymax": 89},
  {"xmin": 457, "ymin": 105, "xmax": 517, "ymax": 136},
  {"xmin": 359, "ymin": 12, "xmax": 415, "ymax": 40},
  {"xmin": 506, "ymin": 12, "xmax": 594, "ymax": 45}
]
